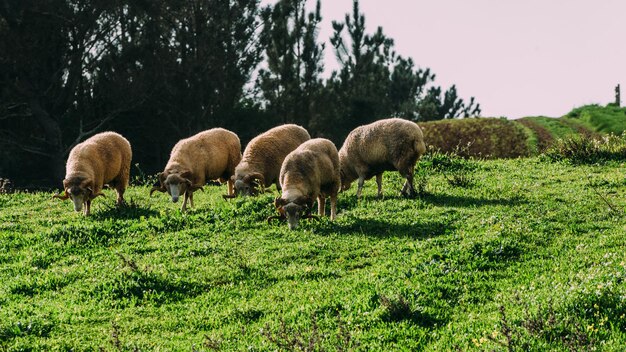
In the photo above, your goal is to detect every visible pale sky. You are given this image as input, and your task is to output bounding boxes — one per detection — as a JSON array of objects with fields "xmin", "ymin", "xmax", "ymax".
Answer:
[{"xmin": 260, "ymin": 0, "xmax": 626, "ymax": 118}]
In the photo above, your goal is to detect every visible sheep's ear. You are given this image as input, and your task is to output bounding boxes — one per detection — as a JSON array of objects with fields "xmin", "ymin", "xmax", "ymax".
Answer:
[
  {"xmin": 244, "ymin": 173, "xmax": 265, "ymax": 186},
  {"xmin": 181, "ymin": 171, "xmax": 192, "ymax": 180},
  {"xmin": 274, "ymin": 196, "xmax": 286, "ymax": 208},
  {"xmin": 157, "ymin": 172, "xmax": 165, "ymax": 185},
  {"xmin": 293, "ymin": 195, "xmax": 311, "ymax": 207},
  {"xmin": 52, "ymin": 190, "xmax": 70, "ymax": 201},
  {"xmin": 80, "ymin": 180, "xmax": 93, "ymax": 194}
]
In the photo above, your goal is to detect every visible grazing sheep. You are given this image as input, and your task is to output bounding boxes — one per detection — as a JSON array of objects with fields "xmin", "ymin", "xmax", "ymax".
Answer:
[
  {"xmin": 53, "ymin": 131, "xmax": 132, "ymax": 216},
  {"xmin": 227, "ymin": 124, "xmax": 310, "ymax": 198},
  {"xmin": 150, "ymin": 128, "xmax": 241, "ymax": 212},
  {"xmin": 268, "ymin": 138, "xmax": 340, "ymax": 230},
  {"xmin": 338, "ymin": 118, "xmax": 426, "ymax": 198}
]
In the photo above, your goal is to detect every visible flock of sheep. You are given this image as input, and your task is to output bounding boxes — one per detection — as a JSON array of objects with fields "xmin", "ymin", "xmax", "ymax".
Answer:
[{"xmin": 53, "ymin": 118, "xmax": 426, "ymax": 230}]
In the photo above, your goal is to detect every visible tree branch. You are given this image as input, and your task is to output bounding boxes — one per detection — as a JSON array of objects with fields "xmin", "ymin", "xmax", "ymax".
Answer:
[{"xmin": 63, "ymin": 99, "xmax": 146, "ymax": 155}]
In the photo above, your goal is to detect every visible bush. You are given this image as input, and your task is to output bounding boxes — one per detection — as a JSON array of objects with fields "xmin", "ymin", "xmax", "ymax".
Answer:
[
  {"xmin": 542, "ymin": 134, "xmax": 626, "ymax": 164},
  {"xmin": 419, "ymin": 118, "xmax": 531, "ymax": 159},
  {"xmin": 419, "ymin": 148, "xmax": 479, "ymax": 188}
]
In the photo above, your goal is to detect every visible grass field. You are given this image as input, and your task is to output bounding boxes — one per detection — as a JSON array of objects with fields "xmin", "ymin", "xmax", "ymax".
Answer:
[{"xmin": 2, "ymin": 155, "xmax": 626, "ymax": 351}]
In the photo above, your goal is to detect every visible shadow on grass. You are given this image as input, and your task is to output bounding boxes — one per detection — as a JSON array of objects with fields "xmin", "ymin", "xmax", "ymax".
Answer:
[
  {"xmin": 420, "ymin": 193, "xmax": 527, "ymax": 208},
  {"xmin": 94, "ymin": 270, "xmax": 210, "ymax": 307},
  {"xmin": 90, "ymin": 200, "xmax": 159, "ymax": 220},
  {"xmin": 314, "ymin": 216, "xmax": 456, "ymax": 239}
]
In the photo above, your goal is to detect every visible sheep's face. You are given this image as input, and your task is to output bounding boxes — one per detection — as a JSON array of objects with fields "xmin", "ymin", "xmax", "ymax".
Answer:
[
  {"xmin": 234, "ymin": 179, "xmax": 254, "ymax": 197},
  {"xmin": 283, "ymin": 202, "xmax": 304, "ymax": 230},
  {"xmin": 235, "ymin": 173, "xmax": 264, "ymax": 197},
  {"xmin": 68, "ymin": 186, "xmax": 90, "ymax": 212},
  {"xmin": 274, "ymin": 196, "xmax": 311, "ymax": 230},
  {"xmin": 62, "ymin": 178, "xmax": 92, "ymax": 212},
  {"xmin": 339, "ymin": 169, "xmax": 352, "ymax": 191},
  {"xmin": 164, "ymin": 173, "xmax": 191, "ymax": 203}
]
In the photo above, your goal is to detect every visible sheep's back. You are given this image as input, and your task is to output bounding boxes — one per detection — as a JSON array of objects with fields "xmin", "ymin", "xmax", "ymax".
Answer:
[
  {"xmin": 168, "ymin": 128, "xmax": 241, "ymax": 179},
  {"xmin": 242, "ymin": 124, "xmax": 310, "ymax": 180},
  {"xmin": 66, "ymin": 132, "xmax": 131, "ymax": 184},
  {"xmin": 281, "ymin": 138, "xmax": 339, "ymax": 191},
  {"xmin": 343, "ymin": 118, "xmax": 423, "ymax": 166}
]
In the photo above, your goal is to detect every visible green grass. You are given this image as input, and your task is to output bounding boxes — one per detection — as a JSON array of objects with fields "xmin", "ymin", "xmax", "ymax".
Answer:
[
  {"xmin": 2, "ymin": 157, "xmax": 626, "ymax": 350},
  {"xmin": 566, "ymin": 104, "xmax": 626, "ymax": 135},
  {"xmin": 520, "ymin": 116, "xmax": 582, "ymax": 140}
]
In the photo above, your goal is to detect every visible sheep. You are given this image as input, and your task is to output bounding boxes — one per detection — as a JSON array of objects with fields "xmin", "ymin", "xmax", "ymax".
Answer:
[
  {"xmin": 268, "ymin": 138, "xmax": 340, "ymax": 230},
  {"xmin": 150, "ymin": 128, "xmax": 241, "ymax": 212},
  {"xmin": 338, "ymin": 118, "xmax": 426, "ymax": 199},
  {"xmin": 53, "ymin": 131, "xmax": 132, "ymax": 216},
  {"xmin": 226, "ymin": 124, "xmax": 310, "ymax": 198}
]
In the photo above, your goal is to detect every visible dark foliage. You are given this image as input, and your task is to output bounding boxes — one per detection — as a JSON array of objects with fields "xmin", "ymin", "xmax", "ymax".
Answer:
[{"xmin": 0, "ymin": 0, "xmax": 479, "ymax": 185}]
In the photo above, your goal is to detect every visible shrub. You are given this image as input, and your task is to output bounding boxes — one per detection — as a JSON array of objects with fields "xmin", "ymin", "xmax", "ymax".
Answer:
[
  {"xmin": 542, "ymin": 134, "xmax": 626, "ymax": 164},
  {"xmin": 419, "ymin": 118, "xmax": 531, "ymax": 158},
  {"xmin": 419, "ymin": 148, "xmax": 479, "ymax": 188}
]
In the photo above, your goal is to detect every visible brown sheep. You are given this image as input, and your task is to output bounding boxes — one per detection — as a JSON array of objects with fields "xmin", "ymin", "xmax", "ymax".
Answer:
[
  {"xmin": 268, "ymin": 138, "xmax": 340, "ymax": 230},
  {"xmin": 53, "ymin": 131, "xmax": 132, "ymax": 216},
  {"xmin": 338, "ymin": 118, "xmax": 426, "ymax": 199},
  {"xmin": 227, "ymin": 124, "xmax": 310, "ymax": 198},
  {"xmin": 150, "ymin": 128, "xmax": 241, "ymax": 212}
]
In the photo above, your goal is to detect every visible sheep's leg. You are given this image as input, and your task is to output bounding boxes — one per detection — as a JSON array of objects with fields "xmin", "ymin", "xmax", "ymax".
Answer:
[
  {"xmin": 227, "ymin": 179, "xmax": 234, "ymax": 196},
  {"xmin": 84, "ymin": 199, "xmax": 91, "ymax": 216},
  {"xmin": 115, "ymin": 187, "xmax": 126, "ymax": 206},
  {"xmin": 189, "ymin": 191, "xmax": 194, "ymax": 208},
  {"xmin": 400, "ymin": 169, "xmax": 416, "ymax": 198},
  {"xmin": 317, "ymin": 196, "xmax": 326, "ymax": 216},
  {"xmin": 181, "ymin": 192, "xmax": 189, "ymax": 212},
  {"xmin": 376, "ymin": 173, "xmax": 383, "ymax": 199},
  {"xmin": 330, "ymin": 194, "xmax": 337, "ymax": 220},
  {"xmin": 401, "ymin": 180, "xmax": 409, "ymax": 194},
  {"xmin": 356, "ymin": 177, "xmax": 365, "ymax": 198}
]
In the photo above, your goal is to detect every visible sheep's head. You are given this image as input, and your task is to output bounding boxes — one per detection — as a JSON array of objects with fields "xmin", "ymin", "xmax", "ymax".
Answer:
[
  {"xmin": 163, "ymin": 172, "xmax": 192, "ymax": 203},
  {"xmin": 234, "ymin": 173, "xmax": 265, "ymax": 197},
  {"xmin": 269, "ymin": 195, "xmax": 317, "ymax": 230},
  {"xmin": 339, "ymin": 168, "xmax": 352, "ymax": 192},
  {"xmin": 55, "ymin": 177, "xmax": 104, "ymax": 212}
]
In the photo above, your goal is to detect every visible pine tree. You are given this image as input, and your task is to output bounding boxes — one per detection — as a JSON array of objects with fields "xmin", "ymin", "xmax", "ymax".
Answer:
[{"xmin": 256, "ymin": 0, "xmax": 325, "ymax": 128}]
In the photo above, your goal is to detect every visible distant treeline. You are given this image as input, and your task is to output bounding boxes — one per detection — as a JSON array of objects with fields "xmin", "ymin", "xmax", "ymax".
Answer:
[{"xmin": 0, "ymin": 0, "xmax": 480, "ymax": 185}]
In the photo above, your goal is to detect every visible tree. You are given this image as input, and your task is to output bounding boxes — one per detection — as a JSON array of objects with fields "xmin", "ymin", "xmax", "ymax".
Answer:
[
  {"xmin": 256, "ymin": 0, "xmax": 325, "ymax": 128},
  {"xmin": 415, "ymin": 85, "xmax": 481, "ymax": 121},
  {"xmin": 323, "ymin": 0, "xmax": 480, "ymax": 134},
  {"xmin": 0, "ymin": 0, "xmax": 138, "ymax": 181},
  {"xmin": 0, "ymin": 0, "xmax": 265, "ymax": 182}
]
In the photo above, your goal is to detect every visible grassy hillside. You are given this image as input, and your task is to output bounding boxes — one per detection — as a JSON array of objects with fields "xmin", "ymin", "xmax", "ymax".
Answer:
[
  {"xmin": 421, "ymin": 104, "xmax": 626, "ymax": 157},
  {"xmin": 566, "ymin": 104, "xmax": 626, "ymax": 135},
  {"xmin": 2, "ymin": 156, "xmax": 626, "ymax": 350}
]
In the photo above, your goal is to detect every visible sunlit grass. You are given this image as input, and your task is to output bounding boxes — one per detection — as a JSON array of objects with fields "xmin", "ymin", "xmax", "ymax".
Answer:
[{"xmin": 1, "ymin": 157, "xmax": 626, "ymax": 350}]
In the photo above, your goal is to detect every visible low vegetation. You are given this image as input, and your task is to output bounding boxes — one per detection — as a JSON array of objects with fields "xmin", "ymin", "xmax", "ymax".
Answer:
[
  {"xmin": 2, "ymin": 151, "xmax": 626, "ymax": 350},
  {"xmin": 420, "ymin": 118, "xmax": 530, "ymax": 158},
  {"xmin": 421, "ymin": 104, "xmax": 626, "ymax": 158}
]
